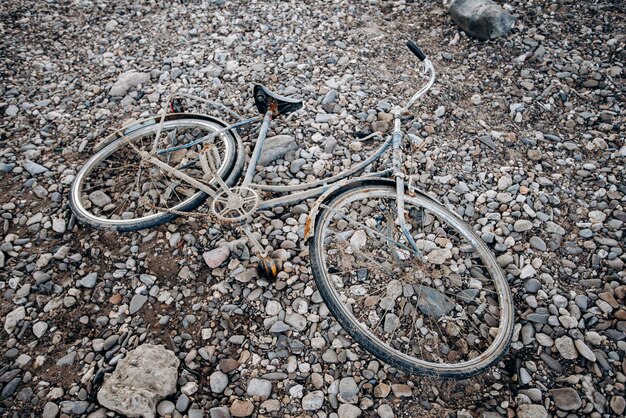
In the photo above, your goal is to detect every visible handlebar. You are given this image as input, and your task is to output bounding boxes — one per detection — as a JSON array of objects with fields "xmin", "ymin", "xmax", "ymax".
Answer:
[
  {"xmin": 402, "ymin": 40, "xmax": 435, "ymax": 111},
  {"xmin": 406, "ymin": 41, "xmax": 426, "ymax": 61}
]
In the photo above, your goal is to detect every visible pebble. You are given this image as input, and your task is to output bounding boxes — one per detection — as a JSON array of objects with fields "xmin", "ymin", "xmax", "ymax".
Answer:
[
  {"xmin": 550, "ymin": 388, "xmax": 582, "ymax": 411},
  {"xmin": 210, "ymin": 371, "xmax": 229, "ymax": 393},
  {"xmin": 230, "ymin": 399, "xmax": 254, "ymax": 417},
  {"xmin": 129, "ymin": 294, "xmax": 148, "ymax": 314},
  {"xmin": 246, "ymin": 378, "xmax": 272, "ymax": 400},
  {"xmin": 203, "ymin": 246, "xmax": 231, "ymax": 268},
  {"xmin": 302, "ymin": 391, "xmax": 325, "ymax": 411},
  {"xmin": 554, "ymin": 336, "xmax": 578, "ymax": 359},
  {"xmin": 338, "ymin": 404, "xmax": 362, "ymax": 418}
]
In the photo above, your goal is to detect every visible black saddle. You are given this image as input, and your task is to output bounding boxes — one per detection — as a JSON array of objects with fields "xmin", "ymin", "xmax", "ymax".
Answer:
[{"xmin": 253, "ymin": 85, "xmax": 303, "ymax": 116}]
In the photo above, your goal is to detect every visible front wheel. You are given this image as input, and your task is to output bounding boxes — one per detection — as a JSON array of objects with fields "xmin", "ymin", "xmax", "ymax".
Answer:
[
  {"xmin": 309, "ymin": 182, "xmax": 514, "ymax": 378},
  {"xmin": 69, "ymin": 114, "xmax": 243, "ymax": 231}
]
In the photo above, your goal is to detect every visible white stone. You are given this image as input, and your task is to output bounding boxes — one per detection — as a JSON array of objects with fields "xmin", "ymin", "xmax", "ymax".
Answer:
[{"xmin": 97, "ymin": 344, "xmax": 179, "ymax": 418}]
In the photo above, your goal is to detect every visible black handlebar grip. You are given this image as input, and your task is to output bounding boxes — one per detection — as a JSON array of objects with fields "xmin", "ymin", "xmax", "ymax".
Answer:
[{"xmin": 406, "ymin": 41, "xmax": 426, "ymax": 61}]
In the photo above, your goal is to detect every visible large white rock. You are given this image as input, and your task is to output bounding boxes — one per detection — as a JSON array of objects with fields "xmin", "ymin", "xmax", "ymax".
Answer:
[
  {"xmin": 4, "ymin": 306, "xmax": 26, "ymax": 334},
  {"xmin": 109, "ymin": 71, "xmax": 150, "ymax": 97},
  {"xmin": 97, "ymin": 344, "xmax": 179, "ymax": 418}
]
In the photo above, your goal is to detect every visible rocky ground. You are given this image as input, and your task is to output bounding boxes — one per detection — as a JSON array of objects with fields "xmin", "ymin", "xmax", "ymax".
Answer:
[{"xmin": 1, "ymin": 0, "xmax": 625, "ymax": 417}]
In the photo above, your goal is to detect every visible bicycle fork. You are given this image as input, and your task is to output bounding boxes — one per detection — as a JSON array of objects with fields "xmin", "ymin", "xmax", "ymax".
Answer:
[{"xmin": 391, "ymin": 110, "xmax": 422, "ymax": 259}]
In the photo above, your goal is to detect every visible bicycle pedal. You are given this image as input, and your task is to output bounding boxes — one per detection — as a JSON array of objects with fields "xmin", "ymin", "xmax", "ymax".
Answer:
[{"xmin": 257, "ymin": 257, "xmax": 281, "ymax": 281}]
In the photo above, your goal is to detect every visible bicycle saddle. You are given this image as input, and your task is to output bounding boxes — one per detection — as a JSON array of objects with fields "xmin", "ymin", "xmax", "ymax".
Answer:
[{"xmin": 253, "ymin": 84, "xmax": 303, "ymax": 116}]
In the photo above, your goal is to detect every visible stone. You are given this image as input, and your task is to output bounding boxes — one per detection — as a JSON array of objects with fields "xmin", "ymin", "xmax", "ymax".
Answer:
[
  {"xmin": 23, "ymin": 160, "xmax": 48, "ymax": 175},
  {"xmin": 302, "ymin": 390, "xmax": 324, "ymax": 410},
  {"xmin": 516, "ymin": 404, "xmax": 548, "ymax": 418},
  {"xmin": 610, "ymin": 396, "xmax": 626, "ymax": 415},
  {"xmin": 338, "ymin": 404, "xmax": 362, "ymax": 418},
  {"xmin": 219, "ymin": 358, "xmax": 240, "ymax": 373},
  {"xmin": 374, "ymin": 383, "xmax": 391, "ymax": 398},
  {"xmin": 210, "ymin": 371, "xmax": 229, "ymax": 393},
  {"xmin": 129, "ymin": 294, "xmax": 148, "ymax": 314},
  {"xmin": 391, "ymin": 384, "xmax": 412, "ymax": 397},
  {"xmin": 56, "ymin": 351, "xmax": 76, "ymax": 366},
  {"xmin": 284, "ymin": 312, "xmax": 307, "ymax": 331},
  {"xmin": 377, "ymin": 404, "xmax": 394, "ymax": 418},
  {"xmin": 1, "ymin": 377, "xmax": 21, "ymax": 399},
  {"xmin": 203, "ymin": 246, "xmax": 231, "ymax": 268},
  {"xmin": 42, "ymin": 402, "xmax": 60, "ymax": 418},
  {"xmin": 105, "ymin": 19, "xmax": 118, "ymax": 32},
  {"xmin": 157, "ymin": 400, "xmax": 175, "ymax": 416},
  {"xmin": 449, "ymin": 0, "xmax": 515, "ymax": 40},
  {"xmin": 554, "ymin": 336, "xmax": 578, "ymax": 360},
  {"xmin": 529, "ymin": 236, "xmax": 547, "ymax": 251},
  {"xmin": 258, "ymin": 135, "xmax": 298, "ymax": 165},
  {"xmin": 89, "ymin": 190, "xmax": 112, "ymax": 207},
  {"xmin": 269, "ymin": 321, "xmax": 290, "ymax": 333},
  {"xmin": 210, "ymin": 406, "xmax": 231, "ymax": 418},
  {"xmin": 230, "ymin": 399, "xmax": 254, "ymax": 417},
  {"xmin": 246, "ymin": 378, "xmax": 272, "ymax": 400},
  {"xmin": 514, "ymin": 219, "xmax": 533, "ymax": 232},
  {"xmin": 417, "ymin": 287, "xmax": 455, "ymax": 317},
  {"xmin": 176, "ymin": 394, "xmax": 190, "ymax": 412},
  {"xmin": 4, "ymin": 306, "xmax": 26, "ymax": 334},
  {"xmin": 574, "ymin": 339, "xmax": 596, "ymax": 362},
  {"xmin": 110, "ymin": 70, "xmax": 150, "ymax": 96},
  {"xmin": 60, "ymin": 401, "xmax": 89, "ymax": 415},
  {"xmin": 524, "ymin": 278, "xmax": 542, "ymax": 293},
  {"xmin": 33, "ymin": 321, "xmax": 48, "ymax": 338},
  {"xmin": 97, "ymin": 344, "xmax": 180, "ymax": 418},
  {"xmin": 79, "ymin": 272, "xmax": 98, "ymax": 288},
  {"xmin": 339, "ymin": 377, "xmax": 359, "ymax": 403},
  {"xmin": 550, "ymin": 388, "xmax": 581, "ymax": 411},
  {"xmin": 5, "ymin": 104, "xmax": 18, "ymax": 116},
  {"xmin": 52, "ymin": 218, "xmax": 66, "ymax": 233}
]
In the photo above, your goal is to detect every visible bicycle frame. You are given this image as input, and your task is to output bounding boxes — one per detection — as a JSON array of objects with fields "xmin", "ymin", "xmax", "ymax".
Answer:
[{"xmin": 132, "ymin": 51, "xmax": 436, "ymax": 229}]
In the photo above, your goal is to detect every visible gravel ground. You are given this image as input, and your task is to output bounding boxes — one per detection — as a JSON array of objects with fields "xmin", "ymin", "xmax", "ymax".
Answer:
[{"xmin": 1, "ymin": 0, "xmax": 625, "ymax": 417}]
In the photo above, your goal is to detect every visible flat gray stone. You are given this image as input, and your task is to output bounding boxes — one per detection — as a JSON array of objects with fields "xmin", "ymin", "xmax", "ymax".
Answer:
[
  {"xmin": 23, "ymin": 160, "xmax": 48, "ymax": 176},
  {"xmin": 417, "ymin": 286, "xmax": 455, "ymax": 318},
  {"xmin": 79, "ymin": 272, "xmax": 98, "ymax": 288},
  {"xmin": 130, "ymin": 294, "xmax": 148, "ymax": 314},
  {"xmin": 42, "ymin": 402, "xmax": 60, "ymax": 418},
  {"xmin": 246, "ymin": 378, "xmax": 272, "ymax": 400},
  {"xmin": 56, "ymin": 351, "xmax": 76, "ymax": 366},
  {"xmin": 258, "ymin": 135, "xmax": 298, "ymax": 165},
  {"xmin": 550, "ymin": 387, "xmax": 582, "ymax": 411},
  {"xmin": 210, "ymin": 371, "xmax": 229, "ymax": 393}
]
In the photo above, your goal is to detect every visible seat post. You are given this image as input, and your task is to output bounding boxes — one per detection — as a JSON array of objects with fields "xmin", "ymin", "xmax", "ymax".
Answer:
[{"xmin": 241, "ymin": 111, "xmax": 272, "ymax": 187}]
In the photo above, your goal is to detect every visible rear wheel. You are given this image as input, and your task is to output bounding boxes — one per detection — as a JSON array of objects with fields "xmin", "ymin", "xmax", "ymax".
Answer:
[
  {"xmin": 69, "ymin": 115, "xmax": 243, "ymax": 231},
  {"xmin": 309, "ymin": 183, "xmax": 514, "ymax": 378}
]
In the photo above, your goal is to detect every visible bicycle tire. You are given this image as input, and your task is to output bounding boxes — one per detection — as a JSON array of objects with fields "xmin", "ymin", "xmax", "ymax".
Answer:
[
  {"xmin": 69, "ymin": 114, "xmax": 244, "ymax": 231},
  {"xmin": 309, "ymin": 181, "xmax": 514, "ymax": 378}
]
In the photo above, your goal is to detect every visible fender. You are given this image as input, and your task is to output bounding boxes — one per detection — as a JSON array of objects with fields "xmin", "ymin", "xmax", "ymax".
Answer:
[
  {"xmin": 93, "ymin": 113, "xmax": 241, "ymax": 152},
  {"xmin": 303, "ymin": 176, "xmax": 437, "ymax": 242}
]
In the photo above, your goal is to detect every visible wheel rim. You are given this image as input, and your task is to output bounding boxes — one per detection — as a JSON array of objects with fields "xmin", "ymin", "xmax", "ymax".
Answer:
[
  {"xmin": 71, "ymin": 117, "xmax": 236, "ymax": 228},
  {"xmin": 312, "ymin": 186, "xmax": 514, "ymax": 376}
]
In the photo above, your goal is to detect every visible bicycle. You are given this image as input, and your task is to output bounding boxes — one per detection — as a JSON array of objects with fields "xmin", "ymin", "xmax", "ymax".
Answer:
[{"xmin": 69, "ymin": 41, "xmax": 514, "ymax": 378}]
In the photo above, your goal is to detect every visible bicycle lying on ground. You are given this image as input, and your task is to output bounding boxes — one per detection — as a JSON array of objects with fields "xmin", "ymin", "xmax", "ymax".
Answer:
[{"xmin": 69, "ymin": 41, "xmax": 514, "ymax": 378}]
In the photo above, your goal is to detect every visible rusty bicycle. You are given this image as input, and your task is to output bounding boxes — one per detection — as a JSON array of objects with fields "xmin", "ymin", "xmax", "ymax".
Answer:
[{"xmin": 69, "ymin": 41, "xmax": 514, "ymax": 378}]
